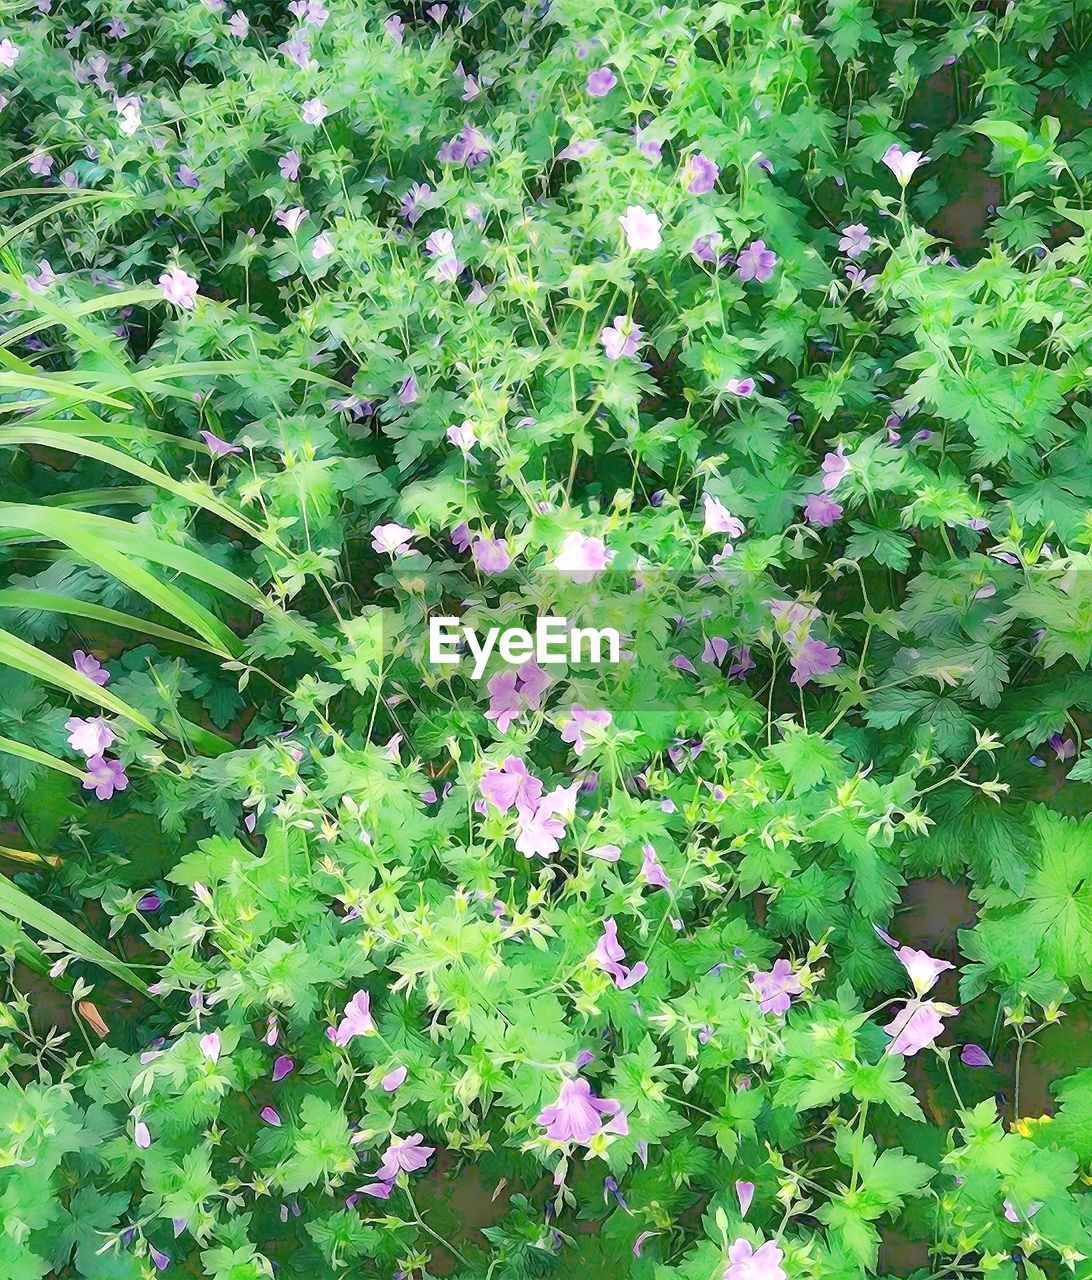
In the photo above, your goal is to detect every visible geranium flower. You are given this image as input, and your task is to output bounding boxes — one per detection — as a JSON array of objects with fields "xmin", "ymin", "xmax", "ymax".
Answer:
[
  {"xmin": 331, "ymin": 990, "xmax": 374, "ymax": 1045},
  {"xmin": 703, "ymin": 494, "xmax": 745, "ymax": 538},
  {"xmin": 424, "ymin": 228, "xmax": 462, "ymax": 281},
  {"xmin": 370, "ymin": 522, "xmax": 414, "ymax": 555},
  {"xmin": 640, "ymin": 844, "xmax": 670, "ymax": 890},
  {"xmin": 301, "ymin": 97, "xmax": 329, "ymax": 125},
  {"xmin": 472, "ymin": 536, "xmax": 510, "ymax": 573},
  {"xmin": 753, "ymin": 959, "xmax": 802, "ymax": 1015},
  {"xmin": 600, "ymin": 315, "xmax": 643, "ymax": 360},
  {"xmin": 273, "ymin": 1055, "xmax": 295, "ymax": 1081},
  {"xmin": 736, "ymin": 240, "xmax": 776, "ymax": 283},
  {"xmin": 537, "ymin": 1078, "xmax": 626, "ymax": 1145},
  {"xmin": 479, "ymin": 757, "xmax": 542, "ymax": 814},
  {"xmin": 960, "ymin": 1044, "xmax": 991, "ymax": 1067},
  {"xmin": 382, "ymin": 1065, "xmax": 408, "ymax": 1091},
  {"xmin": 515, "ymin": 803, "xmax": 565, "ymax": 858},
  {"xmin": 312, "ymin": 231, "xmax": 334, "ymax": 260},
  {"xmin": 158, "ymin": 267, "xmax": 199, "ymax": 309},
  {"xmin": 895, "ymin": 945, "xmax": 953, "ymax": 996},
  {"xmin": 115, "ymin": 95, "xmax": 142, "ymax": 134},
  {"xmin": 199, "ymin": 1032, "xmax": 221, "ymax": 1063},
  {"xmin": 723, "ymin": 1238, "xmax": 786, "ymax": 1280},
  {"xmin": 227, "ymin": 10, "xmax": 249, "ymax": 36},
  {"xmin": 560, "ymin": 704, "xmax": 611, "ymax": 755},
  {"xmin": 276, "ymin": 206, "xmax": 308, "ymax": 233},
  {"xmin": 83, "ymin": 756, "xmax": 128, "ymax": 801},
  {"xmin": 821, "ymin": 444, "xmax": 848, "ymax": 490},
  {"xmin": 593, "ymin": 918, "xmax": 647, "ymax": 989},
  {"xmin": 28, "ymin": 151, "xmax": 53, "ymax": 176},
  {"xmin": 554, "ymin": 532, "xmax": 613, "ymax": 580},
  {"xmin": 377, "ymin": 1133, "xmax": 435, "ymax": 1179},
  {"xmin": 65, "ymin": 716, "xmax": 115, "ymax": 757},
  {"xmin": 724, "ymin": 377, "xmax": 755, "ymax": 396},
  {"xmin": 278, "ymin": 150, "xmax": 301, "ymax": 181},
  {"xmin": 804, "ymin": 493, "xmax": 842, "ymax": 527},
  {"xmin": 838, "ymin": 223, "xmax": 871, "ymax": 258},
  {"xmin": 789, "ymin": 638, "xmax": 840, "ymax": 686},
  {"xmin": 0, "ymin": 39, "xmax": 20, "ymax": 68},
  {"xmin": 485, "ymin": 669, "xmax": 521, "ymax": 733},
  {"xmin": 619, "ymin": 205, "xmax": 662, "ymax": 252},
  {"xmin": 682, "ymin": 153, "xmax": 718, "ymax": 195},
  {"xmin": 447, "ymin": 420, "xmax": 476, "ymax": 452},
  {"xmin": 585, "ymin": 66, "xmax": 616, "ymax": 96},
  {"xmin": 199, "ymin": 430, "xmax": 242, "ymax": 456},
  {"xmin": 882, "ymin": 143, "xmax": 928, "ymax": 185},
  {"xmin": 736, "ymin": 1180, "xmax": 755, "ymax": 1216},
  {"xmin": 635, "ymin": 130, "xmax": 662, "ymax": 163},
  {"xmin": 883, "ymin": 999, "xmax": 957, "ymax": 1056}
]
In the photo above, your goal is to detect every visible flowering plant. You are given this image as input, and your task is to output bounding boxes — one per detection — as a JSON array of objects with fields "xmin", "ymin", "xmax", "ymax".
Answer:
[{"xmin": 0, "ymin": 1, "xmax": 1091, "ymax": 1278}]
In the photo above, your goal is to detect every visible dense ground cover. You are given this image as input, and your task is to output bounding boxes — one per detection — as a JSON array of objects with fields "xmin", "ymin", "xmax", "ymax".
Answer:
[{"xmin": 0, "ymin": 0, "xmax": 1091, "ymax": 1276}]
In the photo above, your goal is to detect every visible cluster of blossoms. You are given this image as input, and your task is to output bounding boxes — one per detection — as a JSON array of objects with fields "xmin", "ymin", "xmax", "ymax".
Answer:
[{"xmin": 67, "ymin": 652, "xmax": 127, "ymax": 799}]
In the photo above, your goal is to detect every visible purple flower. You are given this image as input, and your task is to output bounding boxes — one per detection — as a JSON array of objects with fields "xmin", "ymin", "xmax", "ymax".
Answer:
[
  {"xmin": 175, "ymin": 164, "xmax": 199, "ymax": 189},
  {"xmin": 803, "ymin": 493, "xmax": 842, "ymax": 527},
  {"xmin": 438, "ymin": 125, "xmax": 490, "ymax": 166},
  {"xmin": 65, "ymin": 716, "xmax": 115, "ymax": 757},
  {"xmin": 821, "ymin": 444, "xmax": 849, "ymax": 491},
  {"xmin": 515, "ymin": 801, "xmax": 566, "ymax": 859},
  {"xmin": 158, "ymin": 267, "xmax": 198, "ymax": 309},
  {"xmin": 682, "ymin": 153, "xmax": 718, "ymax": 195},
  {"xmin": 558, "ymin": 137, "xmax": 600, "ymax": 162},
  {"xmin": 311, "ymin": 231, "xmax": 334, "ymax": 260},
  {"xmin": 537, "ymin": 1078, "xmax": 625, "ymax": 1145},
  {"xmin": 1047, "ymin": 732, "xmax": 1076, "ymax": 761},
  {"xmin": 723, "ymin": 1237, "xmax": 786, "ymax": 1280},
  {"xmin": 199, "ymin": 1032, "xmax": 221, "ymax": 1063},
  {"xmin": 133, "ymin": 1119, "xmax": 151, "ymax": 1148},
  {"xmin": 260, "ymin": 1106, "xmax": 282, "ymax": 1126},
  {"xmin": 28, "ymin": 151, "xmax": 54, "ymax": 177},
  {"xmin": 882, "ymin": 143, "xmax": 928, "ymax": 185},
  {"xmin": 83, "ymin": 756, "xmax": 128, "ymax": 801},
  {"xmin": 25, "ymin": 260, "xmax": 58, "ymax": 293},
  {"xmin": 736, "ymin": 239, "xmax": 776, "ymax": 283},
  {"xmin": 600, "ymin": 315, "xmax": 644, "ymax": 361},
  {"xmin": 227, "ymin": 10, "xmax": 249, "ymax": 37},
  {"xmin": 301, "ymin": 97, "xmax": 329, "ymax": 125},
  {"xmin": 1003, "ymin": 1198, "xmax": 1042, "ymax": 1224},
  {"xmin": 384, "ymin": 13, "xmax": 404, "ymax": 41},
  {"xmin": 736, "ymin": 1180, "xmax": 755, "ymax": 1217},
  {"xmin": 516, "ymin": 661, "xmax": 550, "ymax": 709},
  {"xmin": 884, "ymin": 999, "xmax": 957, "ymax": 1056},
  {"xmin": 400, "ymin": 181, "xmax": 432, "ymax": 223},
  {"xmin": 359, "ymin": 1177, "xmax": 394, "ymax": 1198},
  {"xmin": 273, "ymin": 1055, "xmax": 295, "ymax": 1081},
  {"xmin": 753, "ymin": 959, "xmax": 802, "ymax": 1015},
  {"xmin": 332, "ymin": 990, "xmax": 374, "ymax": 1045},
  {"xmin": 381, "ymin": 1065, "xmax": 408, "ymax": 1092},
  {"xmin": 276, "ymin": 206, "xmax": 308, "ymax": 234},
  {"xmin": 553, "ymin": 532, "xmax": 613, "ymax": 580},
  {"xmin": 0, "ymin": 39, "xmax": 19, "ymax": 68},
  {"xmin": 838, "ymin": 223, "xmax": 871, "ymax": 258},
  {"xmin": 560, "ymin": 704, "xmax": 611, "ymax": 756},
  {"xmin": 371, "ymin": 522, "xmax": 414, "ymax": 556},
  {"xmin": 472, "ymin": 536, "xmax": 510, "ymax": 573},
  {"xmin": 199, "ymin": 430, "xmax": 243, "ymax": 456},
  {"xmin": 619, "ymin": 205, "xmax": 662, "ymax": 253},
  {"xmin": 702, "ymin": 494, "xmax": 745, "ymax": 538},
  {"xmin": 149, "ymin": 1245, "xmax": 170, "ymax": 1272},
  {"xmin": 789, "ymin": 638, "xmax": 840, "ymax": 686},
  {"xmin": 278, "ymin": 150, "xmax": 301, "ymax": 181},
  {"xmin": 137, "ymin": 892, "xmax": 161, "ymax": 912},
  {"xmin": 587, "ymin": 843, "xmax": 620, "ymax": 862},
  {"xmin": 447, "ymin": 420, "xmax": 476, "ymax": 452},
  {"xmin": 485, "ymin": 669, "xmax": 521, "ymax": 733},
  {"xmin": 640, "ymin": 844, "xmax": 670, "ymax": 890},
  {"xmin": 960, "ymin": 1043, "xmax": 992, "ymax": 1068},
  {"xmin": 895, "ymin": 946, "xmax": 953, "ymax": 996},
  {"xmin": 424, "ymin": 228, "xmax": 462, "ymax": 281},
  {"xmin": 635, "ymin": 130, "xmax": 662, "ymax": 163},
  {"xmin": 106, "ymin": 17, "xmax": 129, "ymax": 38},
  {"xmin": 724, "ymin": 377, "xmax": 755, "ymax": 397},
  {"xmin": 593, "ymin": 918, "xmax": 647, "ymax": 989},
  {"xmin": 479, "ymin": 757, "xmax": 542, "ymax": 814},
  {"xmin": 377, "ymin": 1133, "xmax": 435, "ymax": 1179},
  {"xmin": 585, "ymin": 66, "xmax": 616, "ymax": 97}
]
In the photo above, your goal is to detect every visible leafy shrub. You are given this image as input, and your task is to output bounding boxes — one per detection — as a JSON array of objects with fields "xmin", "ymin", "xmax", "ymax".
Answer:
[{"xmin": 0, "ymin": 0, "xmax": 1091, "ymax": 1278}]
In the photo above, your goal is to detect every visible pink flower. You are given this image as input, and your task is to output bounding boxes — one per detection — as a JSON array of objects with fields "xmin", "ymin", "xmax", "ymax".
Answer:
[
  {"xmin": 553, "ymin": 532, "xmax": 614, "ymax": 581},
  {"xmin": 133, "ymin": 1119, "xmax": 151, "ymax": 1148},
  {"xmin": 753, "ymin": 959, "xmax": 802, "ymax": 1015},
  {"xmin": 332, "ymin": 990, "xmax": 374, "ymax": 1046},
  {"xmin": 312, "ymin": 231, "xmax": 334, "ymax": 260},
  {"xmin": 377, "ymin": 1133, "xmax": 435, "ymax": 1179},
  {"xmin": 472, "ymin": 536, "xmax": 510, "ymax": 573},
  {"xmin": 593, "ymin": 918, "xmax": 647, "ymax": 989},
  {"xmin": 0, "ymin": 38, "xmax": 20, "ymax": 69},
  {"xmin": 278, "ymin": 150, "xmax": 301, "ymax": 181},
  {"xmin": 640, "ymin": 844, "xmax": 670, "ymax": 890},
  {"xmin": 370, "ymin": 522, "xmax": 414, "ymax": 556},
  {"xmin": 586, "ymin": 66, "xmax": 616, "ymax": 96},
  {"xmin": 682, "ymin": 152, "xmax": 718, "ymax": 195},
  {"xmin": 587, "ymin": 844, "xmax": 621, "ymax": 862},
  {"xmin": 736, "ymin": 1180, "xmax": 755, "ymax": 1217},
  {"xmin": 821, "ymin": 445, "xmax": 848, "ymax": 490},
  {"xmin": 424, "ymin": 228, "xmax": 462, "ymax": 281},
  {"xmin": 960, "ymin": 1043, "xmax": 991, "ymax": 1067},
  {"xmin": 276, "ymin": 206, "xmax": 308, "ymax": 233},
  {"xmin": 702, "ymin": 494, "xmax": 745, "ymax": 538},
  {"xmin": 447, "ymin": 420, "xmax": 477, "ymax": 452},
  {"xmin": 158, "ymin": 267, "xmax": 198, "ymax": 309},
  {"xmin": 28, "ymin": 151, "xmax": 53, "ymax": 177},
  {"xmin": 227, "ymin": 10, "xmax": 249, "ymax": 37},
  {"xmin": 560, "ymin": 704, "xmax": 611, "ymax": 756},
  {"xmin": 176, "ymin": 164, "xmax": 200, "ymax": 189},
  {"xmin": 65, "ymin": 716, "xmax": 115, "ymax": 757},
  {"xmin": 600, "ymin": 315, "xmax": 644, "ymax": 360},
  {"xmin": 724, "ymin": 377, "xmax": 755, "ymax": 397},
  {"xmin": 516, "ymin": 661, "xmax": 550, "ymax": 709},
  {"xmin": 882, "ymin": 143, "xmax": 927, "ymax": 185},
  {"xmin": 260, "ymin": 1106, "xmax": 282, "ymax": 1126},
  {"xmin": 301, "ymin": 96, "xmax": 329, "ymax": 125},
  {"xmin": 359, "ymin": 1178, "xmax": 394, "ymax": 1198},
  {"xmin": 479, "ymin": 757, "xmax": 542, "ymax": 814},
  {"xmin": 619, "ymin": 205, "xmax": 662, "ymax": 253},
  {"xmin": 273, "ymin": 1055, "xmax": 295, "ymax": 1081},
  {"xmin": 883, "ymin": 1000, "xmax": 957, "ymax": 1056},
  {"xmin": 485, "ymin": 669, "xmax": 521, "ymax": 733},
  {"xmin": 723, "ymin": 1237, "xmax": 786, "ymax": 1280},
  {"xmin": 199, "ymin": 430, "xmax": 243, "ymax": 456},
  {"xmin": 789, "ymin": 638, "xmax": 841, "ymax": 686},
  {"xmin": 199, "ymin": 1032, "xmax": 221, "ymax": 1063},
  {"xmin": 838, "ymin": 223, "xmax": 871, "ymax": 258},
  {"xmin": 515, "ymin": 803, "xmax": 565, "ymax": 858},
  {"xmin": 381, "ymin": 1065, "xmax": 408, "ymax": 1092},
  {"xmin": 537, "ymin": 1078, "xmax": 625, "ymax": 1145},
  {"xmin": 895, "ymin": 946, "xmax": 953, "ymax": 996},
  {"xmin": 384, "ymin": 13, "xmax": 404, "ymax": 41},
  {"xmin": 736, "ymin": 239, "xmax": 776, "ymax": 283},
  {"xmin": 803, "ymin": 493, "xmax": 842, "ymax": 527},
  {"xmin": 83, "ymin": 756, "xmax": 128, "ymax": 801},
  {"xmin": 25, "ymin": 260, "xmax": 58, "ymax": 293}
]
